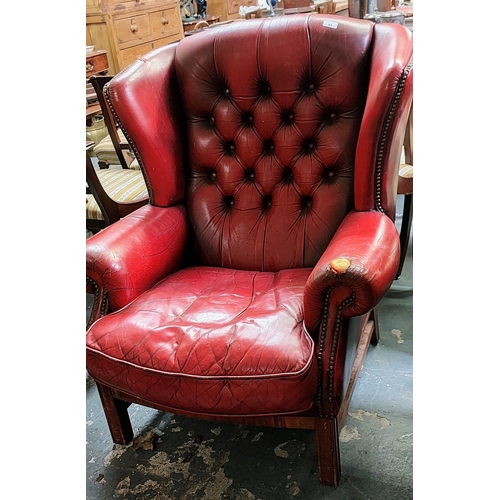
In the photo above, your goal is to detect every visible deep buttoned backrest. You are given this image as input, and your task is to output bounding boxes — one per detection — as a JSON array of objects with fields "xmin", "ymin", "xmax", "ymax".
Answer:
[
  {"xmin": 105, "ymin": 15, "xmax": 413, "ymax": 273},
  {"xmin": 175, "ymin": 16, "xmax": 373, "ymax": 271}
]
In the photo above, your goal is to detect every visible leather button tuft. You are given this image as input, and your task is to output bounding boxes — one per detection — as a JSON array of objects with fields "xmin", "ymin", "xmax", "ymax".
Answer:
[
  {"xmin": 245, "ymin": 168, "xmax": 255, "ymax": 181},
  {"xmin": 210, "ymin": 116, "xmax": 215, "ymax": 124},
  {"xmin": 281, "ymin": 110, "xmax": 294, "ymax": 124},
  {"xmin": 210, "ymin": 171, "xmax": 217, "ymax": 181},
  {"xmin": 263, "ymin": 140, "xmax": 275, "ymax": 154},
  {"xmin": 283, "ymin": 168, "xmax": 294, "ymax": 182},
  {"xmin": 324, "ymin": 167, "xmax": 337, "ymax": 182},
  {"xmin": 308, "ymin": 84, "xmax": 315, "ymax": 91},
  {"xmin": 301, "ymin": 196, "xmax": 313, "ymax": 212},
  {"xmin": 224, "ymin": 88, "xmax": 230, "ymax": 95},
  {"xmin": 323, "ymin": 110, "xmax": 337, "ymax": 124},
  {"xmin": 262, "ymin": 196, "xmax": 272, "ymax": 210},
  {"xmin": 302, "ymin": 138, "xmax": 316, "ymax": 153},
  {"xmin": 258, "ymin": 80, "xmax": 272, "ymax": 96},
  {"xmin": 242, "ymin": 113, "xmax": 254, "ymax": 126}
]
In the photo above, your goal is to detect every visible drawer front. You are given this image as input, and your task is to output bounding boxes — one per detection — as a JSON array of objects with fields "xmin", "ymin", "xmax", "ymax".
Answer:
[
  {"xmin": 101, "ymin": 0, "xmax": 173, "ymax": 9},
  {"xmin": 120, "ymin": 35, "xmax": 182, "ymax": 69},
  {"xmin": 150, "ymin": 34, "xmax": 181, "ymax": 51},
  {"xmin": 149, "ymin": 7, "xmax": 181, "ymax": 37},
  {"xmin": 86, "ymin": 52, "xmax": 109, "ymax": 77},
  {"xmin": 119, "ymin": 42, "xmax": 156, "ymax": 69},
  {"xmin": 227, "ymin": 0, "xmax": 241, "ymax": 15},
  {"xmin": 114, "ymin": 14, "xmax": 151, "ymax": 44}
]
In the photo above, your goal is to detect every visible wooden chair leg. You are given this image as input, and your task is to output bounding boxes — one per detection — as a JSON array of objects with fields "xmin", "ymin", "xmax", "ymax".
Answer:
[
  {"xmin": 370, "ymin": 306, "xmax": 380, "ymax": 345},
  {"xmin": 315, "ymin": 417, "xmax": 341, "ymax": 486},
  {"xmin": 395, "ymin": 193, "xmax": 413, "ymax": 280},
  {"xmin": 96, "ymin": 382, "xmax": 134, "ymax": 445}
]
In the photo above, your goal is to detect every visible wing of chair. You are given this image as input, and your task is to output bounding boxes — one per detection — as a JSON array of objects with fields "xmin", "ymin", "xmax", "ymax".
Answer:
[{"xmin": 86, "ymin": 14, "xmax": 413, "ymax": 486}]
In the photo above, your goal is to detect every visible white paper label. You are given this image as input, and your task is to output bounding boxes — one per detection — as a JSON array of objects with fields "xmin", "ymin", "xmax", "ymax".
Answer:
[{"xmin": 323, "ymin": 20, "xmax": 339, "ymax": 29}]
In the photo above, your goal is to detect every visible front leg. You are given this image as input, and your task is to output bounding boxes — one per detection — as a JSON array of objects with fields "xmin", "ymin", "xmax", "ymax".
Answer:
[{"xmin": 96, "ymin": 383, "xmax": 134, "ymax": 445}]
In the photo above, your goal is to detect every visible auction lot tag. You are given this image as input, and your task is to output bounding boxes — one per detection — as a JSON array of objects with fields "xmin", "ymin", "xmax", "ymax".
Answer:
[{"xmin": 323, "ymin": 20, "xmax": 339, "ymax": 29}]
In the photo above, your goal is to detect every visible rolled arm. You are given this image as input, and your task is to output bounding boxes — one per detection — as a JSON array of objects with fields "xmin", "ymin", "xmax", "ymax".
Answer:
[
  {"xmin": 86, "ymin": 204, "xmax": 188, "ymax": 320},
  {"xmin": 303, "ymin": 210, "xmax": 400, "ymax": 333}
]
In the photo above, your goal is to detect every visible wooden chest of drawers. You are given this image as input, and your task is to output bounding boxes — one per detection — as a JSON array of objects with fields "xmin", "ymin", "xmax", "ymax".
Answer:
[{"xmin": 86, "ymin": 0, "xmax": 184, "ymax": 74}]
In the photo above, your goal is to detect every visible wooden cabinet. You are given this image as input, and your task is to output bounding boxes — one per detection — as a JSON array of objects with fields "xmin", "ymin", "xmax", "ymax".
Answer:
[{"xmin": 86, "ymin": 0, "xmax": 184, "ymax": 74}]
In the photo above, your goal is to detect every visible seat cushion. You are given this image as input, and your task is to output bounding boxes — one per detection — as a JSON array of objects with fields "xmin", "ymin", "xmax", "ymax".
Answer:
[
  {"xmin": 86, "ymin": 267, "xmax": 318, "ymax": 416},
  {"xmin": 86, "ymin": 168, "xmax": 148, "ymax": 220},
  {"xmin": 93, "ymin": 130, "xmax": 140, "ymax": 169},
  {"xmin": 397, "ymin": 163, "xmax": 413, "ymax": 195}
]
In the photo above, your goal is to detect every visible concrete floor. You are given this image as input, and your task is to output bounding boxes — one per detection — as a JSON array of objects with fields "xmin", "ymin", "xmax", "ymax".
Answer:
[{"xmin": 86, "ymin": 198, "xmax": 413, "ymax": 499}]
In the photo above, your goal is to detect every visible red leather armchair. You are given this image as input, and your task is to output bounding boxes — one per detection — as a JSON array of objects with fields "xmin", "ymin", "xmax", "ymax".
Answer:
[{"xmin": 86, "ymin": 14, "xmax": 413, "ymax": 486}]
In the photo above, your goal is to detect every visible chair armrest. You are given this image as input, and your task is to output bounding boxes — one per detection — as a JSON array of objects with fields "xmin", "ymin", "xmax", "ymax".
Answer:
[
  {"xmin": 303, "ymin": 210, "xmax": 400, "ymax": 333},
  {"xmin": 86, "ymin": 204, "xmax": 188, "ymax": 320}
]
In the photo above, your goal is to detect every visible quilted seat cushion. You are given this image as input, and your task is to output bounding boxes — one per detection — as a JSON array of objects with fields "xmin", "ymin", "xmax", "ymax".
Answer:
[
  {"xmin": 86, "ymin": 168, "xmax": 148, "ymax": 220},
  {"xmin": 86, "ymin": 267, "xmax": 318, "ymax": 416}
]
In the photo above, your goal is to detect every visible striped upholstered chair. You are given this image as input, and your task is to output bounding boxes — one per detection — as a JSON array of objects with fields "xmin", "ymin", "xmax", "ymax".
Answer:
[
  {"xmin": 395, "ymin": 102, "xmax": 413, "ymax": 279},
  {"xmin": 86, "ymin": 150, "xmax": 148, "ymax": 234},
  {"xmin": 89, "ymin": 75, "xmax": 141, "ymax": 170},
  {"xmin": 92, "ymin": 129, "xmax": 140, "ymax": 170}
]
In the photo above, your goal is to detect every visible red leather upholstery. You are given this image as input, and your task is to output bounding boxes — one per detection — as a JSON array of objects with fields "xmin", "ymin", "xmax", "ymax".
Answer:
[
  {"xmin": 87, "ymin": 267, "xmax": 317, "ymax": 416},
  {"xmin": 87, "ymin": 14, "xmax": 412, "ymax": 455},
  {"xmin": 178, "ymin": 17, "xmax": 372, "ymax": 271}
]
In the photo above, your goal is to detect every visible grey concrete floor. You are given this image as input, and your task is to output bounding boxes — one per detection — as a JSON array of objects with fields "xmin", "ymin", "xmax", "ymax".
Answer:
[{"xmin": 86, "ymin": 198, "xmax": 412, "ymax": 499}]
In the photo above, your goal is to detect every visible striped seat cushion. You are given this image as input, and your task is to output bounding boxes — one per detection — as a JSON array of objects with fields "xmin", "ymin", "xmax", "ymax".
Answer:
[
  {"xmin": 399, "ymin": 163, "xmax": 413, "ymax": 179},
  {"xmin": 398, "ymin": 163, "xmax": 413, "ymax": 195},
  {"xmin": 86, "ymin": 169, "xmax": 148, "ymax": 220},
  {"xmin": 93, "ymin": 130, "xmax": 140, "ymax": 169}
]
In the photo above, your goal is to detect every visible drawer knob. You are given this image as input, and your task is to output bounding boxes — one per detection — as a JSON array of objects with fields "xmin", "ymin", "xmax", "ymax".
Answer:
[
  {"xmin": 86, "ymin": 63, "xmax": 94, "ymax": 71},
  {"xmin": 162, "ymin": 16, "xmax": 169, "ymax": 25},
  {"xmin": 130, "ymin": 20, "xmax": 138, "ymax": 33}
]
